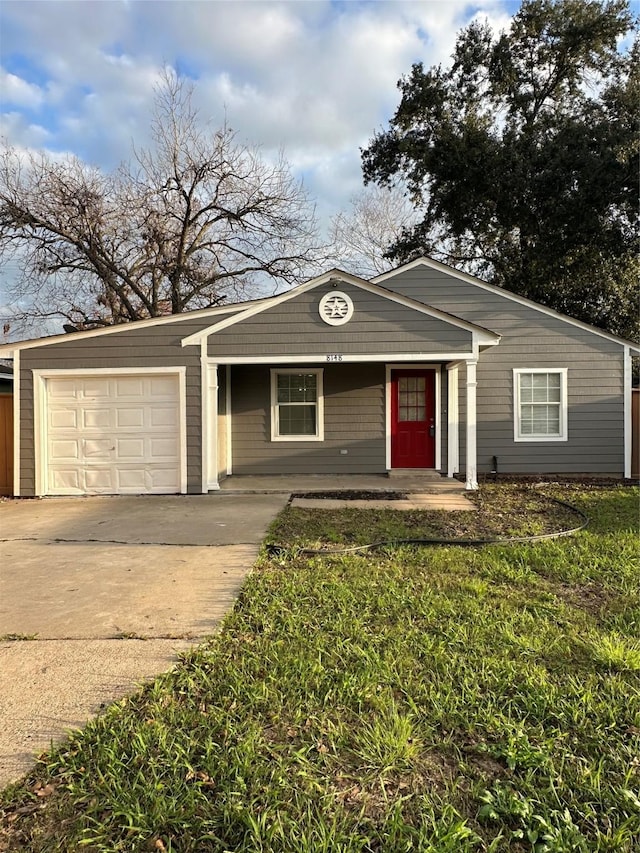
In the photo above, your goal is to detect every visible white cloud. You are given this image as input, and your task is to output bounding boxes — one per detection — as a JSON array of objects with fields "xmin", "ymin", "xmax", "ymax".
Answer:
[
  {"xmin": 0, "ymin": 0, "xmax": 519, "ymax": 223},
  {"xmin": 0, "ymin": 111, "xmax": 50, "ymax": 148},
  {"xmin": 0, "ymin": 68, "xmax": 44, "ymax": 108}
]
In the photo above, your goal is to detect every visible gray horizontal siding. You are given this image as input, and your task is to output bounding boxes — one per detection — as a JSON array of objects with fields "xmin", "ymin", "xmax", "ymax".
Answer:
[
  {"xmin": 231, "ymin": 364, "xmax": 386, "ymax": 474},
  {"xmin": 209, "ymin": 281, "xmax": 472, "ymax": 358},
  {"xmin": 230, "ymin": 362, "xmax": 449, "ymax": 476},
  {"xmin": 388, "ymin": 268, "xmax": 626, "ymax": 475},
  {"xmin": 18, "ymin": 316, "xmax": 215, "ymax": 495}
]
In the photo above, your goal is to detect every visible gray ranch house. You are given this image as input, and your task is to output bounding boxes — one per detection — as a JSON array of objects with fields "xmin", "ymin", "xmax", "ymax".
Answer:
[{"xmin": 1, "ymin": 257, "xmax": 637, "ymax": 497}]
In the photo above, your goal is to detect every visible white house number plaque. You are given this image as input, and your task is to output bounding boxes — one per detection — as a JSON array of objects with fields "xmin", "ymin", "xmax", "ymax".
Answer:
[{"xmin": 318, "ymin": 291, "xmax": 354, "ymax": 326}]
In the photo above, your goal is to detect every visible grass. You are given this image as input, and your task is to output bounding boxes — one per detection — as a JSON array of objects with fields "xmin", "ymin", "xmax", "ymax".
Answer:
[
  {"xmin": 0, "ymin": 633, "xmax": 38, "ymax": 642},
  {"xmin": 1, "ymin": 484, "xmax": 638, "ymax": 852},
  {"xmin": 269, "ymin": 484, "xmax": 585, "ymax": 548}
]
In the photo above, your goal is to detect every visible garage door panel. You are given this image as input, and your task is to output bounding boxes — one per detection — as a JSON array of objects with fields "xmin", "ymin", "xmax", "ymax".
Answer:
[
  {"xmin": 150, "ymin": 376, "xmax": 179, "ymax": 397},
  {"xmin": 116, "ymin": 438, "xmax": 145, "ymax": 459},
  {"xmin": 115, "ymin": 377, "xmax": 146, "ymax": 397},
  {"xmin": 83, "ymin": 438, "xmax": 114, "ymax": 459},
  {"xmin": 85, "ymin": 469, "xmax": 115, "ymax": 491},
  {"xmin": 50, "ymin": 409, "xmax": 78, "ymax": 429},
  {"xmin": 149, "ymin": 406, "xmax": 178, "ymax": 428},
  {"xmin": 82, "ymin": 379, "xmax": 111, "ymax": 399},
  {"xmin": 83, "ymin": 409, "xmax": 112, "ymax": 429},
  {"xmin": 48, "ymin": 379, "xmax": 80, "ymax": 399},
  {"xmin": 149, "ymin": 469, "xmax": 181, "ymax": 489},
  {"xmin": 149, "ymin": 437, "xmax": 179, "ymax": 458},
  {"xmin": 44, "ymin": 373, "xmax": 182, "ymax": 496},
  {"xmin": 116, "ymin": 407, "xmax": 145, "ymax": 428},
  {"xmin": 49, "ymin": 439, "xmax": 80, "ymax": 461},
  {"xmin": 49, "ymin": 469, "xmax": 81, "ymax": 492},
  {"xmin": 117, "ymin": 469, "xmax": 147, "ymax": 489}
]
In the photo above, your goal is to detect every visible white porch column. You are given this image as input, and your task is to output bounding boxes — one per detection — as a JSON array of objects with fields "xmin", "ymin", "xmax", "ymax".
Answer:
[
  {"xmin": 624, "ymin": 346, "xmax": 632, "ymax": 479},
  {"xmin": 465, "ymin": 359, "xmax": 478, "ymax": 490},
  {"xmin": 446, "ymin": 362, "xmax": 459, "ymax": 478},
  {"xmin": 201, "ymin": 351, "xmax": 219, "ymax": 492}
]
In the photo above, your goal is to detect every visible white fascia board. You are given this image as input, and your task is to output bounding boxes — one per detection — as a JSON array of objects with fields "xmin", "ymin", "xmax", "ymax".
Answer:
[
  {"xmin": 0, "ymin": 300, "xmax": 265, "ymax": 357},
  {"xmin": 180, "ymin": 266, "xmax": 501, "ymax": 348},
  {"xmin": 216, "ymin": 352, "xmax": 475, "ymax": 365},
  {"xmin": 373, "ymin": 257, "xmax": 640, "ymax": 353}
]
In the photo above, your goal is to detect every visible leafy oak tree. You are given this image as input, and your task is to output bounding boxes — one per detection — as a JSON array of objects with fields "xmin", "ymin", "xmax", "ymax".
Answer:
[
  {"xmin": 0, "ymin": 70, "xmax": 323, "ymax": 332},
  {"xmin": 361, "ymin": 0, "xmax": 639, "ymax": 341}
]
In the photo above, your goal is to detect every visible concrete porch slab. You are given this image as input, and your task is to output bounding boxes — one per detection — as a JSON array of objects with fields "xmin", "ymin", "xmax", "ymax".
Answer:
[{"xmin": 218, "ymin": 474, "xmax": 466, "ymax": 495}]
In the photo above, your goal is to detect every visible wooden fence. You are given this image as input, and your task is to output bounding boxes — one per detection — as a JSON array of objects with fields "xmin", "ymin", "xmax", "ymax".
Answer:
[{"xmin": 0, "ymin": 395, "xmax": 13, "ymax": 496}]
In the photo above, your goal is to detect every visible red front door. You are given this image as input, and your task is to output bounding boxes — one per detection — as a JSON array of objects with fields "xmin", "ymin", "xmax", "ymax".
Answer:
[{"xmin": 391, "ymin": 370, "xmax": 436, "ymax": 469}]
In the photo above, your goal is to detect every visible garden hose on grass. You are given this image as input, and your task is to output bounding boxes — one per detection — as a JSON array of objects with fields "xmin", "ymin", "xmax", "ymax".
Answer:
[{"xmin": 266, "ymin": 495, "xmax": 589, "ymax": 558}]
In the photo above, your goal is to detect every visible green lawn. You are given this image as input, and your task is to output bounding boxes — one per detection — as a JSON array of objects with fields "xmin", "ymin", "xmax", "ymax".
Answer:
[{"xmin": 1, "ymin": 485, "xmax": 639, "ymax": 852}]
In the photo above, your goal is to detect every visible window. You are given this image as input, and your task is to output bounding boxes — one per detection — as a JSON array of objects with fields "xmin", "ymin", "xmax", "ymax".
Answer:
[
  {"xmin": 514, "ymin": 369, "xmax": 567, "ymax": 442},
  {"xmin": 398, "ymin": 374, "xmax": 427, "ymax": 422},
  {"xmin": 271, "ymin": 369, "xmax": 324, "ymax": 441}
]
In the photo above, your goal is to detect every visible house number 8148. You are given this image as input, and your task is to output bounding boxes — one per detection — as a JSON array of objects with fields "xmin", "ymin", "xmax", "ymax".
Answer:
[{"xmin": 326, "ymin": 354, "xmax": 343, "ymax": 362}]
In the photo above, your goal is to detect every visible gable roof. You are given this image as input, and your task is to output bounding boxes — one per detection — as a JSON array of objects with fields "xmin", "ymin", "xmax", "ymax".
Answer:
[
  {"xmin": 0, "ymin": 295, "xmax": 270, "ymax": 356},
  {"xmin": 373, "ymin": 257, "xmax": 640, "ymax": 353},
  {"xmin": 180, "ymin": 267, "xmax": 500, "ymax": 348}
]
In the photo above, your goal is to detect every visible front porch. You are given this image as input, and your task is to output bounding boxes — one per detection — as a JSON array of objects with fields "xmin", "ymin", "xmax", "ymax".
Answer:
[{"xmin": 206, "ymin": 360, "xmax": 481, "ymax": 493}]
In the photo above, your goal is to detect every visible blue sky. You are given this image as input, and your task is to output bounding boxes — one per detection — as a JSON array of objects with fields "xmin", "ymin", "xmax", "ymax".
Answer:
[
  {"xmin": 1, "ymin": 1, "xmax": 521, "ymax": 214},
  {"xmin": 0, "ymin": 0, "xmax": 522, "ymax": 330}
]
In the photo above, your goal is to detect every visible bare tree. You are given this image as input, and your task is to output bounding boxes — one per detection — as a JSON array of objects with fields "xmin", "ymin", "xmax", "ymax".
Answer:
[
  {"xmin": 0, "ymin": 70, "xmax": 324, "ymax": 331},
  {"xmin": 328, "ymin": 184, "xmax": 419, "ymax": 279}
]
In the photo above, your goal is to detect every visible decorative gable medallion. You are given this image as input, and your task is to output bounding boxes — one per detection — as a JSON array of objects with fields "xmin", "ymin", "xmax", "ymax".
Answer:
[{"xmin": 319, "ymin": 291, "xmax": 354, "ymax": 326}]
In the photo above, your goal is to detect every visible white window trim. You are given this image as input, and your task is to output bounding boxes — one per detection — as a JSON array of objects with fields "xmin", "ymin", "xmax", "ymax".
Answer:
[
  {"xmin": 270, "ymin": 368, "xmax": 324, "ymax": 442},
  {"xmin": 513, "ymin": 368, "xmax": 568, "ymax": 442}
]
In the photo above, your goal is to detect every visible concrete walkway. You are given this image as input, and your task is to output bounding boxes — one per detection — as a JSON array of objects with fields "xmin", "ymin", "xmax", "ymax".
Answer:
[
  {"xmin": 291, "ymin": 493, "xmax": 476, "ymax": 510},
  {"xmin": 0, "ymin": 494, "xmax": 288, "ymax": 787}
]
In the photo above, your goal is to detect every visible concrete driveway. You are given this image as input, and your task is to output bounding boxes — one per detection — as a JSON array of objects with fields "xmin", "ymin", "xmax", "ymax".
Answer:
[{"xmin": 0, "ymin": 493, "xmax": 288, "ymax": 787}]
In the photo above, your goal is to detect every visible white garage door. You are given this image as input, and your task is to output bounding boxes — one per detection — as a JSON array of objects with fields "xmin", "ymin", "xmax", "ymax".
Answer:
[{"xmin": 44, "ymin": 373, "xmax": 182, "ymax": 495}]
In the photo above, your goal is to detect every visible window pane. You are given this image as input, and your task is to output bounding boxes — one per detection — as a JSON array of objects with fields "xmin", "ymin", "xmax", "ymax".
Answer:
[
  {"xmin": 279, "ymin": 404, "xmax": 317, "ymax": 435},
  {"xmin": 520, "ymin": 403, "xmax": 560, "ymax": 435},
  {"xmin": 546, "ymin": 379, "xmax": 561, "ymax": 402},
  {"xmin": 398, "ymin": 405, "xmax": 426, "ymax": 422},
  {"xmin": 531, "ymin": 374, "xmax": 548, "ymax": 391},
  {"xmin": 277, "ymin": 374, "xmax": 292, "ymax": 403},
  {"xmin": 277, "ymin": 373, "xmax": 317, "ymax": 404}
]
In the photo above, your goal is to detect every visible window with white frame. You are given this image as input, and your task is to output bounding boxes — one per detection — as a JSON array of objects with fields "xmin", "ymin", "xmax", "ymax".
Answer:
[
  {"xmin": 513, "ymin": 369, "xmax": 567, "ymax": 441},
  {"xmin": 271, "ymin": 369, "xmax": 324, "ymax": 441}
]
